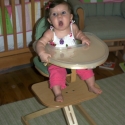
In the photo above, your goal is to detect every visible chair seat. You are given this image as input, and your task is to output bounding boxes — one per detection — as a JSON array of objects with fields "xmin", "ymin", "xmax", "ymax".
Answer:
[
  {"xmin": 32, "ymin": 76, "xmax": 99, "ymax": 108},
  {"xmin": 33, "ymin": 56, "xmax": 72, "ymax": 77},
  {"xmin": 83, "ymin": 16, "xmax": 125, "ymax": 40},
  {"xmin": 33, "ymin": 56, "xmax": 49, "ymax": 75}
]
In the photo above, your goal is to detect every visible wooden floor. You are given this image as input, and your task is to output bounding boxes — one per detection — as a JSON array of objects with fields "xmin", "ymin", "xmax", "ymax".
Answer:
[{"xmin": 0, "ymin": 52, "xmax": 124, "ymax": 106}]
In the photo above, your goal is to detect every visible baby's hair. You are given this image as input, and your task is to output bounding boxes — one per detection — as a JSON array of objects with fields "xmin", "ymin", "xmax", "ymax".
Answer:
[
  {"xmin": 45, "ymin": 0, "xmax": 73, "ymax": 19},
  {"xmin": 44, "ymin": 0, "xmax": 74, "ymax": 30}
]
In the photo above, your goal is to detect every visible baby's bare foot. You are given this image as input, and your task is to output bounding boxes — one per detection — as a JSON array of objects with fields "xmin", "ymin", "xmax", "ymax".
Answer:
[
  {"xmin": 88, "ymin": 86, "xmax": 102, "ymax": 94},
  {"xmin": 55, "ymin": 94, "xmax": 63, "ymax": 102}
]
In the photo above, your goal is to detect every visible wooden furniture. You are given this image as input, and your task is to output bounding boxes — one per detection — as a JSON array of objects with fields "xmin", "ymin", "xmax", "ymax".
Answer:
[
  {"xmin": 0, "ymin": 0, "xmax": 45, "ymax": 70},
  {"xmin": 21, "ymin": 33, "xmax": 109, "ymax": 125},
  {"xmin": 21, "ymin": 76, "xmax": 99, "ymax": 125},
  {"xmin": 21, "ymin": 66, "xmax": 100, "ymax": 125}
]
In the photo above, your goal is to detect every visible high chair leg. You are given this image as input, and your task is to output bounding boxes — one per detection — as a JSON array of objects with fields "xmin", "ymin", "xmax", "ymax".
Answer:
[
  {"xmin": 63, "ymin": 105, "xmax": 78, "ymax": 125},
  {"xmin": 21, "ymin": 107, "xmax": 60, "ymax": 125}
]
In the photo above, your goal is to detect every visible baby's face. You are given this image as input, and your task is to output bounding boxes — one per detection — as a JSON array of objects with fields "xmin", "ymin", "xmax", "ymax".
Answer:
[{"xmin": 48, "ymin": 4, "xmax": 73, "ymax": 31}]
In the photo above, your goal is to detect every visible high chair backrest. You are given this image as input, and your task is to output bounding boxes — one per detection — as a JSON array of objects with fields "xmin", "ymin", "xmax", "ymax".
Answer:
[
  {"xmin": 35, "ymin": 17, "xmax": 49, "ymax": 41},
  {"xmin": 33, "ymin": 17, "xmax": 49, "ymax": 77}
]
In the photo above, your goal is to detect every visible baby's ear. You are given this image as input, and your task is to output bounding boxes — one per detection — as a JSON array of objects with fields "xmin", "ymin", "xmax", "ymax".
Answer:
[
  {"xmin": 48, "ymin": 18, "xmax": 52, "ymax": 24},
  {"xmin": 71, "ymin": 14, "xmax": 73, "ymax": 20}
]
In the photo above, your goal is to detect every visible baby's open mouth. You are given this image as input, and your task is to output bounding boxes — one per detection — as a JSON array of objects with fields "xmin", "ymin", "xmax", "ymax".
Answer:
[{"xmin": 59, "ymin": 21, "xmax": 63, "ymax": 26}]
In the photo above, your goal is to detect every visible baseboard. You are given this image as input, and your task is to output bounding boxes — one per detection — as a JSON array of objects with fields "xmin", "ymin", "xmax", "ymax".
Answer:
[{"xmin": 0, "ymin": 63, "xmax": 33, "ymax": 74}]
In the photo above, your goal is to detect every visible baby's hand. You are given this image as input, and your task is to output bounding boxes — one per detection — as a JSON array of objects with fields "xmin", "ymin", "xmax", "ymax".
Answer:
[
  {"xmin": 39, "ymin": 52, "xmax": 51, "ymax": 63},
  {"xmin": 82, "ymin": 37, "xmax": 90, "ymax": 45}
]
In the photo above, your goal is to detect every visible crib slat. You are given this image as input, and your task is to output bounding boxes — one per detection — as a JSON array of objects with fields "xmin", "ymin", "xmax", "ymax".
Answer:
[
  {"xmin": 0, "ymin": 0, "xmax": 8, "ymax": 51},
  {"xmin": 40, "ymin": 0, "xmax": 44, "ymax": 17},
  {"xmin": 31, "ymin": 0, "xmax": 35, "ymax": 29},
  {"xmin": 21, "ymin": 0, "xmax": 27, "ymax": 48},
  {"xmin": 31, "ymin": 0, "xmax": 35, "ymax": 41},
  {"xmin": 11, "ymin": 0, "xmax": 18, "ymax": 50}
]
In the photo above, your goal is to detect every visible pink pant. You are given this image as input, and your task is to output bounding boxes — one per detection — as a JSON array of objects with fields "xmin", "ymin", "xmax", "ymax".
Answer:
[{"xmin": 48, "ymin": 65, "xmax": 94, "ymax": 89}]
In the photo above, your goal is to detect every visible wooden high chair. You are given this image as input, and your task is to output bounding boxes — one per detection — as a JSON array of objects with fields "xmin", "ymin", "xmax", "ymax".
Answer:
[
  {"xmin": 21, "ymin": 73, "xmax": 99, "ymax": 125},
  {"xmin": 21, "ymin": 15, "xmax": 109, "ymax": 125},
  {"xmin": 22, "ymin": 57, "xmax": 99, "ymax": 125}
]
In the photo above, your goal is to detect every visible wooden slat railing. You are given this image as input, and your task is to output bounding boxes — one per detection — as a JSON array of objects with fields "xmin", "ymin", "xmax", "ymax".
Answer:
[
  {"xmin": 0, "ymin": 0, "xmax": 8, "ymax": 51},
  {"xmin": 11, "ymin": 0, "xmax": 18, "ymax": 50},
  {"xmin": 21, "ymin": 0, "xmax": 27, "ymax": 48},
  {"xmin": 0, "ymin": 0, "xmax": 44, "ymax": 57}
]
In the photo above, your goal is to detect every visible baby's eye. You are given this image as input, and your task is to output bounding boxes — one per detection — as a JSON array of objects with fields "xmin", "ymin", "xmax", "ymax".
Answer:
[
  {"xmin": 52, "ymin": 13, "xmax": 58, "ymax": 17},
  {"xmin": 61, "ymin": 11, "xmax": 66, "ymax": 15}
]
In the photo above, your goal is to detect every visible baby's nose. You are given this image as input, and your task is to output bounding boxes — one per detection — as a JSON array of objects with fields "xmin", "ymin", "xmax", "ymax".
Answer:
[{"xmin": 57, "ymin": 13, "xmax": 62, "ymax": 18}]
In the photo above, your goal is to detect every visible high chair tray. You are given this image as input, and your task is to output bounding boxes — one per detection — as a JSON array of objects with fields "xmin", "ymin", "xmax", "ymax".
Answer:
[{"xmin": 45, "ymin": 32, "xmax": 109, "ymax": 69}]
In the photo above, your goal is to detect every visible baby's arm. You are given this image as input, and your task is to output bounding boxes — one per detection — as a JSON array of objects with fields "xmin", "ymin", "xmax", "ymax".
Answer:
[
  {"xmin": 72, "ymin": 24, "xmax": 90, "ymax": 45},
  {"xmin": 36, "ymin": 29, "xmax": 53, "ymax": 63}
]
